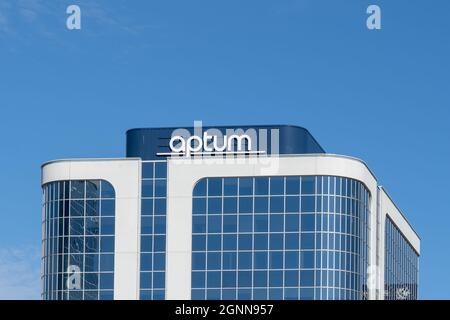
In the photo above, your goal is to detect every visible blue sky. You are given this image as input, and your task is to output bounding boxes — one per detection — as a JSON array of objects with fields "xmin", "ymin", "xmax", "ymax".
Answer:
[{"xmin": 0, "ymin": 0, "xmax": 449, "ymax": 299}]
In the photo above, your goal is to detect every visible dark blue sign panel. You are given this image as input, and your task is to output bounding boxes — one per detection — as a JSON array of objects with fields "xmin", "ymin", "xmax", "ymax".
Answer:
[{"xmin": 126, "ymin": 125, "xmax": 325, "ymax": 160}]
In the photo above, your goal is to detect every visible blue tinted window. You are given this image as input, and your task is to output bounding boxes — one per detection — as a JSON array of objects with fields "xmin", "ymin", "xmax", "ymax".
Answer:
[
  {"xmin": 85, "ymin": 236, "xmax": 100, "ymax": 253},
  {"xmin": 141, "ymin": 236, "xmax": 152, "ymax": 252},
  {"xmin": 286, "ymin": 196, "xmax": 300, "ymax": 213},
  {"xmin": 153, "ymin": 290, "xmax": 164, "ymax": 300},
  {"xmin": 269, "ymin": 234, "xmax": 283, "ymax": 250},
  {"xmin": 86, "ymin": 200, "xmax": 99, "ymax": 216},
  {"xmin": 269, "ymin": 252, "xmax": 283, "ymax": 269},
  {"xmin": 238, "ymin": 234, "xmax": 252, "ymax": 250},
  {"xmin": 300, "ymin": 270, "xmax": 314, "ymax": 286},
  {"xmin": 223, "ymin": 289, "xmax": 236, "ymax": 299},
  {"xmin": 100, "ymin": 273, "xmax": 114, "ymax": 290},
  {"xmin": 141, "ymin": 199, "xmax": 153, "ymax": 215},
  {"xmin": 154, "ymin": 180, "xmax": 166, "ymax": 197},
  {"xmin": 140, "ymin": 253, "xmax": 152, "ymax": 271},
  {"xmin": 189, "ymin": 175, "xmax": 372, "ymax": 301},
  {"xmin": 301, "ymin": 233, "xmax": 315, "ymax": 250},
  {"xmin": 192, "ymin": 271, "xmax": 205, "ymax": 288},
  {"xmin": 141, "ymin": 217, "xmax": 153, "ymax": 234},
  {"xmin": 223, "ymin": 215, "xmax": 237, "ymax": 233},
  {"xmin": 239, "ymin": 197, "xmax": 252, "ymax": 213},
  {"xmin": 301, "ymin": 177, "xmax": 315, "ymax": 194},
  {"xmin": 193, "ymin": 198, "xmax": 206, "ymax": 214},
  {"xmin": 101, "ymin": 200, "xmax": 115, "ymax": 216},
  {"xmin": 154, "ymin": 216, "xmax": 166, "ymax": 234},
  {"xmin": 270, "ymin": 177, "xmax": 284, "ymax": 195},
  {"xmin": 285, "ymin": 251, "xmax": 299, "ymax": 269},
  {"xmin": 191, "ymin": 289, "xmax": 204, "ymax": 299},
  {"xmin": 154, "ymin": 162, "xmax": 167, "ymax": 178},
  {"xmin": 192, "ymin": 252, "xmax": 206, "ymax": 270},
  {"xmin": 270, "ymin": 196, "xmax": 284, "ymax": 213},
  {"xmin": 86, "ymin": 181, "xmax": 100, "ymax": 199},
  {"xmin": 154, "ymin": 235, "xmax": 165, "ymax": 251},
  {"xmin": 285, "ymin": 214, "xmax": 299, "ymax": 231},
  {"xmin": 223, "ymin": 252, "xmax": 237, "ymax": 269},
  {"xmin": 207, "ymin": 252, "xmax": 221, "ymax": 269},
  {"xmin": 141, "ymin": 180, "xmax": 154, "ymax": 198},
  {"xmin": 101, "ymin": 181, "xmax": 115, "ymax": 198},
  {"xmin": 269, "ymin": 288, "xmax": 283, "ymax": 299},
  {"xmin": 238, "ymin": 252, "xmax": 252, "ymax": 269},
  {"xmin": 253, "ymin": 289, "xmax": 267, "ymax": 299},
  {"xmin": 301, "ymin": 214, "xmax": 315, "ymax": 231},
  {"xmin": 101, "ymin": 217, "xmax": 114, "ymax": 235},
  {"xmin": 239, "ymin": 215, "xmax": 253, "ymax": 232},
  {"xmin": 285, "ymin": 233, "xmax": 299, "ymax": 250},
  {"xmin": 223, "ymin": 234, "xmax": 237, "ymax": 250},
  {"xmin": 154, "ymin": 199, "xmax": 166, "ymax": 215},
  {"xmin": 100, "ymin": 236, "xmax": 114, "ymax": 252},
  {"xmin": 238, "ymin": 271, "xmax": 252, "ymax": 287},
  {"xmin": 255, "ymin": 177, "xmax": 269, "ymax": 195},
  {"xmin": 254, "ymin": 215, "xmax": 268, "ymax": 232},
  {"xmin": 254, "ymin": 271, "xmax": 267, "ymax": 287},
  {"xmin": 255, "ymin": 197, "xmax": 268, "ymax": 213},
  {"xmin": 254, "ymin": 252, "xmax": 268, "ymax": 269},
  {"xmin": 100, "ymin": 254, "xmax": 114, "ymax": 272},
  {"xmin": 154, "ymin": 253, "xmax": 165, "ymax": 270},
  {"xmin": 224, "ymin": 178, "xmax": 238, "ymax": 196},
  {"xmin": 285, "ymin": 270, "xmax": 299, "ymax": 287},
  {"xmin": 207, "ymin": 234, "xmax": 221, "ymax": 250},
  {"xmin": 284, "ymin": 287, "xmax": 298, "ymax": 299},
  {"xmin": 153, "ymin": 272, "xmax": 165, "ymax": 288},
  {"xmin": 270, "ymin": 214, "xmax": 284, "ymax": 232},
  {"xmin": 223, "ymin": 271, "xmax": 236, "ymax": 287},
  {"xmin": 208, "ymin": 198, "xmax": 222, "ymax": 214},
  {"xmin": 140, "ymin": 273, "xmax": 152, "ymax": 289},
  {"xmin": 223, "ymin": 197, "xmax": 237, "ymax": 213},
  {"xmin": 207, "ymin": 216, "xmax": 222, "ymax": 233},
  {"xmin": 269, "ymin": 271, "xmax": 283, "ymax": 286},
  {"xmin": 142, "ymin": 163, "xmax": 154, "ymax": 179},
  {"xmin": 208, "ymin": 178, "xmax": 222, "ymax": 196},
  {"xmin": 254, "ymin": 234, "xmax": 268, "ymax": 250},
  {"xmin": 192, "ymin": 235, "xmax": 206, "ymax": 251},
  {"xmin": 286, "ymin": 177, "xmax": 300, "ymax": 195},
  {"xmin": 71, "ymin": 181, "xmax": 85, "ymax": 199},
  {"xmin": 239, "ymin": 178, "xmax": 253, "ymax": 196},
  {"xmin": 194, "ymin": 179, "xmax": 207, "ymax": 197},
  {"xmin": 193, "ymin": 215, "xmax": 206, "ymax": 233},
  {"xmin": 207, "ymin": 271, "xmax": 221, "ymax": 288},
  {"xmin": 207, "ymin": 289, "xmax": 221, "ymax": 299},
  {"xmin": 301, "ymin": 196, "xmax": 315, "ymax": 212},
  {"xmin": 300, "ymin": 251, "xmax": 314, "ymax": 268},
  {"xmin": 70, "ymin": 218, "xmax": 84, "ymax": 235}
]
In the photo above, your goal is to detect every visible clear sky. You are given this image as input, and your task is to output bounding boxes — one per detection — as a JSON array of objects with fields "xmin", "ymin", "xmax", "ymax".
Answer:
[{"xmin": 0, "ymin": 0, "xmax": 449, "ymax": 299}]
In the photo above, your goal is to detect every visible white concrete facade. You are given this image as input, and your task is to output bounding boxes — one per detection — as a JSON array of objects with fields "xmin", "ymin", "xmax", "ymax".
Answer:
[
  {"xmin": 41, "ymin": 154, "xmax": 420, "ymax": 300},
  {"xmin": 41, "ymin": 158, "xmax": 142, "ymax": 300}
]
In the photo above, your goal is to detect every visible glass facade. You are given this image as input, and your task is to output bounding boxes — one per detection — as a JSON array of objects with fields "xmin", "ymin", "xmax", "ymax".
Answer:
[
  {"xmin": 41, "ymin": 180, "xmax": 116, "ymax": 300},
  {"xmin": 191, "ymin": 176, "xmax": 370, "ymax": 300},
  {"xmin": 139, "ymin": 161, "xmax": 167, "ymax": 300},
  {"xmin": 384, "ymin": 217, "xmax": 419, "ymax": 300}
]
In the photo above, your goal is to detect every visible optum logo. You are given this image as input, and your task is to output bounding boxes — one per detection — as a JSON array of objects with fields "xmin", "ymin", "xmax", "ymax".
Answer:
[
  {"xmin": 168, "ymin": 132, "xmax": 253, "ymax": 156},
  {"xmin": 156, "ymin": 121, "xmax": 270, "ymax": 157}
]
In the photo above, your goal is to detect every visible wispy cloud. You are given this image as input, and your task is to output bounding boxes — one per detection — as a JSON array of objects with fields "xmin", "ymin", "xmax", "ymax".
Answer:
[{"xmin": 0, "ymin": 246, "xmax": 41, "ymax": 300}]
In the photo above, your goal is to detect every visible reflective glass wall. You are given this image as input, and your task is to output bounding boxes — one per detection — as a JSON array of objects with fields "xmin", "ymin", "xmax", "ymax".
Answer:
[
  {"xmin": 191, "ymin": 176, "xmax": 370, "ymax": 300},
  {"xmin": 384, "ymin": 217, "xmax": 419, "ymax": 300},
  {"xmin": 139, "ymin": 161, "xmax": 167, "ymax": 300},
  {"xmin": 41, "ymin": 180, "xmax": 116, "ymax": 300}
]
